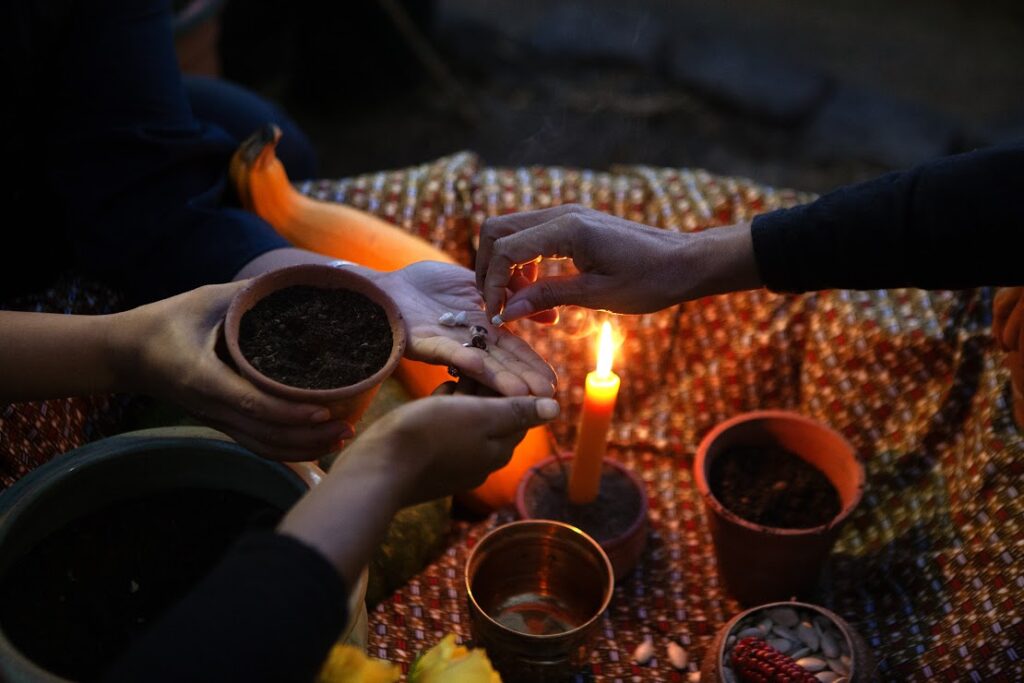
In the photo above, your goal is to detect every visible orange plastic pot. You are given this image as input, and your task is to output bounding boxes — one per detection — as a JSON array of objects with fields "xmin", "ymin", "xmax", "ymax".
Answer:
[
  {"xmin": 224, "ymin": 264, "xmax": 406, "ymax": 427},
  {"xmin": 694, "ymin": 410, "xmax": 864, "ymax": 606}
]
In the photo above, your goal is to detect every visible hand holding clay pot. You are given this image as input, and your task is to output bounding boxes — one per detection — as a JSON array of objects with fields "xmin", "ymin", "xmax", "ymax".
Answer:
[
  {"xmin": 109, "ymin": 281, "xmax": 351, "ymax": 461},
  {"xmin": 224, "ymin": 264, "xmax": 407, "ymax": 439}
]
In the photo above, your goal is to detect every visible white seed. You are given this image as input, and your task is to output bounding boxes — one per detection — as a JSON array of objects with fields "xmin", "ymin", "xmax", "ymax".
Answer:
[
  {"xmin": 757, "ymin": 618, "xmax": 773, "ymax": 634},
  {"xmin": 820, "ymin": 630, "xmax": 839, "ymax": 658},
  {"xmin": 687, "ymin": 672, "xmax": 701, "ymax": 683},
  {"xmin": 767, "ymin": 607, "xmax": 800, "ymax": 627},
  {"xmin": 633, "ymin": 637, "xmax": 654, "ymax": 665},
  {"xmin": 771, "ymin": 624, "xmax": 800, "ymax": 642},
  {"xmin": 738, "ymin": 627, "xmax": 764, "ymax": 639},
  {"xmin": 827, "ymin": 657, "xmax": 850, "ymax": 676},
  {"xmin": 796, "ymin": 657, "xmax": 827, "ymax": 672},
  {"xmin": 667, "ymin": 641, "xmax": 688, "ymax": 670},
  {"xmin": 769, "ymin": 638, "xmax": 792, "ymax": 653},
  {"xmin": 453, "ymin": 310, "xmax": 469, "ymax": 326},
  {"xmin": 815, "ymin": 673, "xmax": 840, "ymax": 683},
  {"xmin": 790, "ymin": 647, "xmax": 811, "ymax": 659},
  {"xmin": 438, "ymin": 312, "xmax": 457, "ymax": 326},
  {"xmin": 797, "ymin": 621, "xmax": 820, "ymax": 650}
]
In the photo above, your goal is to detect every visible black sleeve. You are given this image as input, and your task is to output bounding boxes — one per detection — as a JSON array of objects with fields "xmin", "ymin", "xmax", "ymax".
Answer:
[
  {"xmin": 751, "ymin": 143, "xmax": 1024, "ymax": 293},
  {"xmin": 39, "ymin": 0, "xmax": 288, "ymax": 304},
  {"xmin": 104, "ymin": 532, "xmax": 348, "ymax": 683}
]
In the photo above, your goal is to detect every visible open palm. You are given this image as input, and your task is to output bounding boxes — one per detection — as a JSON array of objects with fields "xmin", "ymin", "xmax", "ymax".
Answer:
[{"xmin": 376, "ymin": 262, "xmax": 555, "ymax": 397}]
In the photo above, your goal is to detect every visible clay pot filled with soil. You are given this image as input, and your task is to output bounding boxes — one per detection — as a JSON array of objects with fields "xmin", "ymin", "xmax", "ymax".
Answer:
[
  {"xmin": 700, "ymin": 601, "xmax": 873, "ymax": 683},
  {"xmin": 224, "ymin": 264, "xmax": 406, "ymax": 426},
  {"xmin": 515, "ymin": 455, "xmax": 648, "ymax": 581},
  {"xmin": 0, "ymin": 427, "xmax": 367, "ymax": 683},
  {"xmin": 694, "ymin": 411, "xmax": 864, "ymax": 606}
]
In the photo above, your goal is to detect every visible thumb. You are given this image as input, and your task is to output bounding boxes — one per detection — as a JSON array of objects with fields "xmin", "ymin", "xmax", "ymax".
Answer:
[
  {"xmin": 482, "ymin": 396, "xmax": 560, "ymax": 437},
  {"xmin": 499, "ymin": 274, "xmax": 597, "ymax": 323}
]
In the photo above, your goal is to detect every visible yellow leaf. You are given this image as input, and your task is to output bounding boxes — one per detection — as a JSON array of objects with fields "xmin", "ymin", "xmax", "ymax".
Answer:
[
  {"xmin": 408, "ymin": 634, "xmax": 502, "ymax": 683},
  {"xmin": 318, "ymin": 644, "xmax": 400, "ymax": 683}
]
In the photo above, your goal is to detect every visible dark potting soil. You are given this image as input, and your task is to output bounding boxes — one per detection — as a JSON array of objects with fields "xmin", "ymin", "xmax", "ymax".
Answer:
[
  {"xmin": 239, "ymin": 285, "xmax": 392, "ymax": 389},
  {"xmin": 709, "ymin": 445, "xmax": 841, "ymax": 529},
  {"xmin": 0, "ymin": 488, "xmax": 284, "ymax": 682},
  {"xmin": 523, "ymin": 460, "xmax": 642, "ymax": 542}
]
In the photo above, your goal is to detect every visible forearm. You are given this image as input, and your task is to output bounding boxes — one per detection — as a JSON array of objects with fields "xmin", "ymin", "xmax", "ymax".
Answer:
[
  {"xmin": 0, "ymin": 312, "xmax": 121, "ymax": 402},
  {"xmin": 277, "ymin": 439, "xmax": 408, "ymax": 589},
  {"xmin": 752, "ymin": 143, "xmax": 1024, "ymax": 292},
  {"xmin": 683, "ymin": 222, "xmax": 763, "ymax": 300}
]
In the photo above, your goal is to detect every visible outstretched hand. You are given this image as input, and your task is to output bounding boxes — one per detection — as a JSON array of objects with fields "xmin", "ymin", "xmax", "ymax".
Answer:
[
  {"xmin": 476, "ymin": 204, "xmax": 760, "ymax": 323},
  {"xmin": 375, "ymin": 261, "xmax": 556, "ymax": 396}
]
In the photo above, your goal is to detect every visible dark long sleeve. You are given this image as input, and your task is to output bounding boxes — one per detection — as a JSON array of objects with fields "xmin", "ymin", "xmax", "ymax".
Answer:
[
  {"xmin": 105, "ymin": 532, "xmax": 348, "ymax": 683},
  {"xmin": 751, "ymin": 143, "xmax": 1024, "ymax": 293}
]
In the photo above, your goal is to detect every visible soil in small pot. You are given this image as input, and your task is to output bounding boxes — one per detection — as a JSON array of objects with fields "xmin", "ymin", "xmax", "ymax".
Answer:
[
  {"xmin": 239, "ymin": 285, "xmax": 392, "ymax": 389},
  {"xmin": 523, "ymin": 460, "xmax": 642, "ymax": 542},
  {"xmin": 0, "ymin": 488, "xmax": 284, "ymax": 681},
  {"xmin": 709, "ymin": 445, "xmax": 840, "ymax": 529}
]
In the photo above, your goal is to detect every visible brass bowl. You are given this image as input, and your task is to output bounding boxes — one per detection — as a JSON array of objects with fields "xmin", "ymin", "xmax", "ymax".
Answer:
[{"xmin": 465, "ymin": 520, "xmax": 614, "ymax": 683}]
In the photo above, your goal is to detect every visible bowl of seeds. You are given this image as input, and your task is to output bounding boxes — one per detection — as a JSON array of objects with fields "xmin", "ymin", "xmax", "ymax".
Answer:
[{"xmin": 700, "ymin": 601, "xmax": 873, "ymax": 683}]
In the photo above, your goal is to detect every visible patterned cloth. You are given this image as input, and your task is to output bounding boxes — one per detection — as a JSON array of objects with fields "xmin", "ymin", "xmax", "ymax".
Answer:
[
  {"xmin": 300, "ymin": 154, "xmax": 1024, "ymax": 682},
  {"xmin": 0, "ymin": 276, "xmax": 129, "ymax": 489}
]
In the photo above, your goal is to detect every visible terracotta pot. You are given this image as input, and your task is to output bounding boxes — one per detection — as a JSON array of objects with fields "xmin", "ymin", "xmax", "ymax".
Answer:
[
  {"xmin": 700, "ymin": 601, "xmax": 874, "ymax": 682},
  {"xmin": 1006, "ymin": 351, "xmax": 1024, "ymax": 429},
  {"xmin": 465, "ymin": 520, "xmax": 614, "ymax": 683},
  {"xmin": 515, "ymin": 454, "xmax": 648, "ymax": 581},
  {"xmin": 694, "ymin": 411, "xmax": 864, "ymax": 606},
  {"xmin": 224, "ymin": 264, "xmax": 407, "ymax": 426},
  {"xmin": 0, "ymin": 426, "xmax": 368, "ymax": 683}
]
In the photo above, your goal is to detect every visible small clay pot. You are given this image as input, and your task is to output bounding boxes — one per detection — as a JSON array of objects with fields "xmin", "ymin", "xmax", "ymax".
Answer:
[
  {"xmin": 700, "ymin": 601, "xmax": 873, "ymax": 683},
  {"xmin": 515, "ymin": 454, "xmax": 648, "ymax": 581},
  {"xmin": 694, "ymin": 411, "xmax": 864, "ymax": 605},
  {"xmin": 224, "ymin": 264, "xmax": 407, "ymax": 426}
]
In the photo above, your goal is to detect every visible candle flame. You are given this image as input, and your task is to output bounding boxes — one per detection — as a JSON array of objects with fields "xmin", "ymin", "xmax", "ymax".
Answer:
[{"xmin": 596, "ymin": 321, "xmax": 615, "ymax": 378}]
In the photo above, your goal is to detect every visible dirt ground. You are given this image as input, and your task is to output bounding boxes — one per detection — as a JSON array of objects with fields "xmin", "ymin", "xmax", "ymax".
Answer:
[{"xmin": 219, "ymin": 0, "xmax": 1024, "ymax": 194}]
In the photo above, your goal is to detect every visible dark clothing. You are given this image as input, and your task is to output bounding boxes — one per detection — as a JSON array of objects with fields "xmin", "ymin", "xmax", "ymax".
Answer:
[
  {"xmin": 105, "ymin": 532, "xmax": 348, "ymax": 683},
  {"xmin": 752, "ymin": 143, "xmax": 1024, "ymax": 293},
  {"xmin": 2, "ymin": 1, "xmax": 313, "ymax": 305}
]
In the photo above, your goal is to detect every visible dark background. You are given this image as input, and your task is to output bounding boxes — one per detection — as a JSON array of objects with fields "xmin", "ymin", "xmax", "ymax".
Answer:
[{"xmin": 180, "ymin": 0, "xmax": 1024, "ymax": 194}]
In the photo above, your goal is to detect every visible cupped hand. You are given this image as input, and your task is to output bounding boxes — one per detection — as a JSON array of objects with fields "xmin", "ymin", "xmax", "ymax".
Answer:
[
  {"xmin": 112, "ymin": 282, "xmax": 351, "ymax": 461},
  {"xmin": 476, "ymin": 204, "xmax": 759, "ymax": 323},
  {"xmin": 374, "ymin": 261, "xmax": 556, "ymax": 396},
  {"xmin": 342, "ymin": 391, "xmax": 560, "ymax": 507}
]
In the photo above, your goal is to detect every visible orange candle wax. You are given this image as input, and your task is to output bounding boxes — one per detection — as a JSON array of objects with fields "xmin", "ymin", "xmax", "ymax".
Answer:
[{"xmin": 569, "ymin": 321, "xmax": 620, "ymax": 504}]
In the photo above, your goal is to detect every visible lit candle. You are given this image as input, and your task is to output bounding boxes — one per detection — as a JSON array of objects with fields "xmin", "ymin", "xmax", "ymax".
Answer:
[{"xmin": 569, "ymin": 321, "xmax": 621, "ymax": 504}]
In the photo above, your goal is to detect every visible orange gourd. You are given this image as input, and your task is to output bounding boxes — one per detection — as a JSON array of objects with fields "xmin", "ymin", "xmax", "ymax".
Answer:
[{"xmin": 230, "ymin": 125, "xmax": 549, "ymax": 509}]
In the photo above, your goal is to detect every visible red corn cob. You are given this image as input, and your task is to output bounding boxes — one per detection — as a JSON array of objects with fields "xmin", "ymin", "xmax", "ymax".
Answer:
[{"xmin": 730, "ymin": 637, "xmax": 819, "ymax": 683}]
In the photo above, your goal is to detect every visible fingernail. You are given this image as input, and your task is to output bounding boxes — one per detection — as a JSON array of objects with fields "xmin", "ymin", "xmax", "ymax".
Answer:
[
  {"xmin": 536, "ymin": 398, "xmax": 560, "ymax": 420},
  {"xmin": 491, "ymin": 314, "xmax": 504, "ymax": 326},
  {"xmin": 310, "ymin": 408, "xmax": 332, "ymax": 422},
  {"xmin": 503, "ymin": 300, "xmax": 534, "ymax": 321}
]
